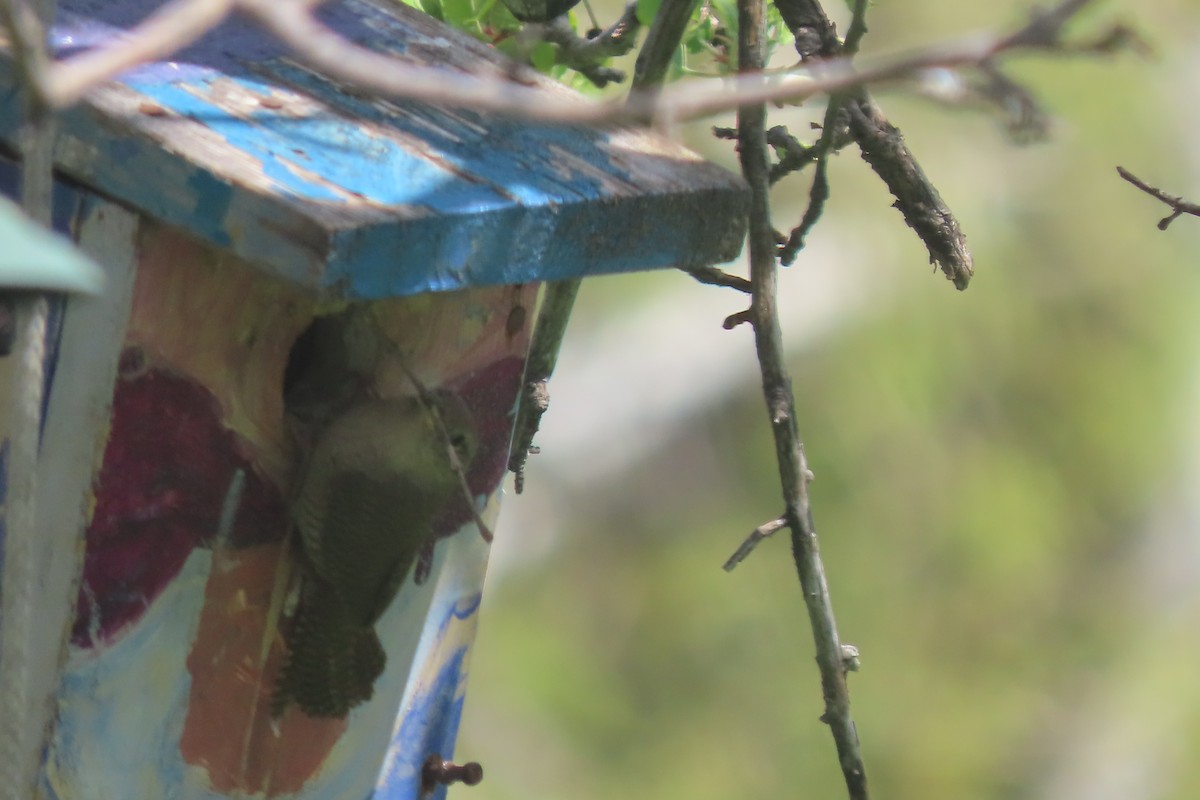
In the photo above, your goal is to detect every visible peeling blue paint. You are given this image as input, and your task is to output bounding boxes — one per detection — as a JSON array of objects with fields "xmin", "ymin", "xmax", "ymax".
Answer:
[
  {"xmin": 268, "ymin": 62, "xmax": 611, "ymax": 205},
  {"xmin": 0, "ymin": 0, "xmax": 747, "ymax": 299},
  {"xmin": 373, "ymin": 592, "xmax": 485, "ymax": 800},
  {"xmin": 183, "ymin": 170, "xmax": 236, "ymax": 248},
  {"xmin": 376, "ymin": 646, "xmax": 469, "ymax": 800}
]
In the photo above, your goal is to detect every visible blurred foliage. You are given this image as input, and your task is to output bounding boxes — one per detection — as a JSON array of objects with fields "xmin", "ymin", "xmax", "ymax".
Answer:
[
  {"xmin": 458, "ymin": 2, "xmax": 1200, "ymax": 800},
  {"xmin": 394, "ymin": 0, "xmax": 792, "ymax": 88}
]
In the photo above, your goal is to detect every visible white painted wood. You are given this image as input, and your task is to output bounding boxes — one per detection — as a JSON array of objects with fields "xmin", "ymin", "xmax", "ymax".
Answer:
[{"xmin": 26, "ymin": 200, "xmax": 139, "ymax": 799}]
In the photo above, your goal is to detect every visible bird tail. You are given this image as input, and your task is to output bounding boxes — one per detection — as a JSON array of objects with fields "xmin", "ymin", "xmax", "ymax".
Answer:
[{"xmin": 272, "ymin": 585, "xmax": 387, "ymax": 719}]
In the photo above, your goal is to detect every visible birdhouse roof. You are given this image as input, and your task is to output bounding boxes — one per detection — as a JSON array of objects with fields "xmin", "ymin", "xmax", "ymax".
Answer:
[{"xmin": 0, "ymin": 0, "xmax": 748, "ymax": 298}]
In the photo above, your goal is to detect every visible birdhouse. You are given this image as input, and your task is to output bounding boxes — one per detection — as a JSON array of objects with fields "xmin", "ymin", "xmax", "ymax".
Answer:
[{"xmin": 0, "ymin": 0, "xmax": 747, "ymax": 797}]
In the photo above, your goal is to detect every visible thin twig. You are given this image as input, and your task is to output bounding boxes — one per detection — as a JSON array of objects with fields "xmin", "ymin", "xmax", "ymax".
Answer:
[
  {"xmin": 0, "ymin": 0, "xmax": 51, "ymax": 106},
  {"xmin": 772, "ymin": 0, "xmax": 833, "ymax": 60},
  {"xmin": 429, "ymin": 399, "xmax": 495, "ymax": 543},
  {"xmin": 46, "ymin": 0, "xmax": 237, "ymax": 108},
  {"xmin": 778, "ymin": 150, "xmax": 829, "ymax": 265},
  {"xmin": 773, "ymin": 0, "xmax": 972, "ymax": 286},
  {"xmin": 395, "ymin": 359, "xmax": 496, "ymax": 543},
  {"xmin": 722, "ymin": 517, "xmax": 785, "ymax": 571},
  {"xmin": 778, "ymin": 90, "xmax": 840, "ymax": 266},
  {"xmin": 766, "ymin": 124, "xmax": 853, "ymax": 184},
  {"xmin": 1002, "ymin": 0, "xmax": 1092, "ymax": 48},
  {"xmin": 776, "ymin": 0, "xmax": 866, "ymax": 265},
  {"xmin": 1116, "ymin": 166, "xmax": 1200, "ymax": 230},
  {"xmin": 33, "ymin": 0, "xmax": 1120, "ymax": 129},
  {"xmin": 1, "ymin": 0, "xmax": 55, "ymax": 218},
  {"xmin": 633, "ymin": 0, "xmax": 699, "ymax": 90},
  {"xmin": 680, "ymin": 265, "xmax": 752, "ymax": 293},
  {"xmin": 722, "ymin": 308, "xmax": 753, "ymax": 329},
  {"xmin": 538, "ymin": 3, "xmax": 640, "ymax": 88},
  {"xmin": 735, "ymin": 0, "xmax": 868, "ymax": 795},
  {"xmin": 845, "ymin": 94, "xmax": 972, "ymax": 288},
  {"xmin": 506, "ymin": 3, "xmax": 699, "ymax": 492},
  {"xmin": 841, "ymin": 0, "xmax": 869, "ymax": 56}
]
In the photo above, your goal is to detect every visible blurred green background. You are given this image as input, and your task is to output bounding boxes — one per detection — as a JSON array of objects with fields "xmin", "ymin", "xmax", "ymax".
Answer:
[{"xmin": 457, "ymin": 2, "xmax": 1200, "ymax": 799}]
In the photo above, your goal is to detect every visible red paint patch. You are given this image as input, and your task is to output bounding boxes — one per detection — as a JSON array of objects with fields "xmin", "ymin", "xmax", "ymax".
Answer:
[
  {"xmin": 437, "ymin": 356, "xmax": 524, "ymax": 534},
  {"xmin": 74, "ymin": 361, "xmax": 287, "ymax": 647}
]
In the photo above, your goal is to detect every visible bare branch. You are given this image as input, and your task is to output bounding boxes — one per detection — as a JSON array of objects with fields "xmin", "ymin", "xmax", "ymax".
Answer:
[
  {"xmin": 723, "ymin": 517, "xmax": 786, "ymax": 571},
  {"xmin": 32, "ymin": 0, "xmax": 1123, "ymax": 128},
  {"xmin": 1000, "ymin": 0, "xmax": 1093, "ymax": 48},
  {"xmin": 633, "ymin": 0, "xmax": 698, "ymax": 89},
  {"xmin": 735, "ymin": 0, "xmax": 868, "ymax": 795},
  {"xmin": 721, "ymin": 308, "xmax": 753, "ymax": 330},
  {"xmin": 680, "ymin": 265, "xmax": 752, "ymax": 293},
  {"xmin": 0, "ymin": 0, "xmax": 52, "ymax": 109},
  {"xmin": 771, "ymin": 0, "xmax": 973, "ymax": 286},
  {"xmin": 390, "ymin": 354, "xmax": 496, "ymax": 543},
  {"xmin": 1, "ymin": 0, "xmax": 55, "ymax": 222},
  {"xmin": 506, "ymin": 0, "xmax": 699, "ymax": 492},
  {"xmin": 236, "ymin": 0, "xmax": 561, "ymax": 112},
  {"xmin": 778, "ymin": 86, "xmax": 841, "ymax": 266},
  {"xmin": 536, "ymin": 3, "xmax": 640, "ymax": 88},
  {"xmin": 647, "ymin": 0, "xmax": 1119, "ymax": 127},
  {"xmin": 431, "ymin": 398, "xmax": 495, "ymax": 544},
  {"xmin": 1117, "ymin": 166, "xmax": 1200, "ymax": 230},
  {"xmin": 46, "ymin": 0, "xmax": 235, "ymax": 108},
  {"xmin": 363, "ymin": 330, "xmax": 498, "ymax": 545},
  {"xmin": 845, "ymin": 94, "xmax": 972, "ymax": 288}
]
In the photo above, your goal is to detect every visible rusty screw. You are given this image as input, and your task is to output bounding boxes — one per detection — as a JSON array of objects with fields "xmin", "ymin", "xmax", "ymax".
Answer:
[{"xmin": 421, "ymin": 754, "xmax": 483, "ymax": 794}]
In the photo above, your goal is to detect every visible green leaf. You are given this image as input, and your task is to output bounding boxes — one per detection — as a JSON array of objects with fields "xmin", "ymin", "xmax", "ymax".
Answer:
[
  {"xmin": 0, "ymin": 197, "xmax": 103, "ymax": 294},
  {"xmin": 529, "ymin": 41, "xmax": 559, "ymax": 72},
  {"xmin": 441, "ymin": 0, "xmax": 477, "ymax": 27},
  {"xmin": 635, "ymin": 0, "xmax": 661, "ymax": 27},
  {"xmin": 419, "ymin": 0, "xmax": 445, "ymax": 21},
  {"xmin": 707, "ymin": 0, "xmax": 736, "ymax": 34}
]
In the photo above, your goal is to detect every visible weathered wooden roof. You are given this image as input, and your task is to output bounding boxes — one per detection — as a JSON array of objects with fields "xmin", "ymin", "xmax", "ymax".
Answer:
[{"xmin": 0, "ymin": 0, "xmax": 748, "ymax": 299}]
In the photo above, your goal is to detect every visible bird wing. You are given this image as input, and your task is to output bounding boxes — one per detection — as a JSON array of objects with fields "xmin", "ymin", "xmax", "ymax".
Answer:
[{"xmin": 301, "ymin": 470, "xmax": 437, "ymax": 624}]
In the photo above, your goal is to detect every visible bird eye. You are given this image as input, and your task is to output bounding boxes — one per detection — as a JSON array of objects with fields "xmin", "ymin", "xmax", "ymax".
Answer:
[{"xmin": 450, "ymin": 433, "xmax": 471, "ymax": 460}]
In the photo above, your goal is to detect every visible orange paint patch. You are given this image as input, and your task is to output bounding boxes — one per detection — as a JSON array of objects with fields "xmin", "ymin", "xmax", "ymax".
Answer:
[{"xmin": 181, "ymin": 544, "xmax": 348, "ymax": 796}]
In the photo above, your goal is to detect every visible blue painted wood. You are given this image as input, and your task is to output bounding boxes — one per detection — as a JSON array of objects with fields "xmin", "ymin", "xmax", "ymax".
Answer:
[{"xmin": 0, "ymin": 0, "xmax": 747, "ymax": 299}]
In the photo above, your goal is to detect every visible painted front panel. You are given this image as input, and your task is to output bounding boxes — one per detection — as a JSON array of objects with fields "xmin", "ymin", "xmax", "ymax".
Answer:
[{"xmin": 0, "ymin": 194, "xmax": 532, "ymax": 798}]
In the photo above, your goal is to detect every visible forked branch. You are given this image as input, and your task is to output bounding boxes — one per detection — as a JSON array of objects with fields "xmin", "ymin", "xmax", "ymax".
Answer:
[{"xmin": 1117, "ymin": 167, "xmax": 1200, "ymax": 230}]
